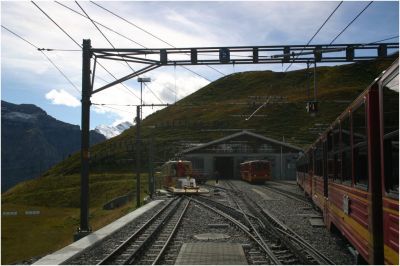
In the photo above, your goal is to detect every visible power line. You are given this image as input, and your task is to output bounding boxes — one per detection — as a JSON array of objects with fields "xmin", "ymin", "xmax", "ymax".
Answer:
[
  {"xmin": 92, "ymin": 103, "xmax": 134, "ymax": 113},
  {"xmin": 2, "ymin": 24, "xmax": 81, "ymax": 95},
  {"xmin": 54, "ymin": 1, "xmax": 145, "ymax": 48},
  {"xmin": 371, "ymin": 35, "xmax": 399, "ymax": 44},
  {"xmin": 330, "ymin": 1, "xmax": 373, "ymax": 44},
  {"xmin": 90, "ymin": 1, "xmax": 225, "ymax": 77},
  {"xmin": 72, "ymin": 1, "xmax": 205, "ymax": 101},
  {"xmin": 31, "ymin": 1, "xmax": 141, "ymax": 101},
  {"xmin": 75, "ymin": 1, "xmax": 137, "ymax": 74},
  {"xmin": 55, "ymin": 1, "xmax": 212, "ymax": 82},
  {"xmin": 144, "ymin": 83, "xmax": 164, "ymax": 104},
  {"xmin": 31, "ymin": 1, "xmax": 81, "ymax": 48},
  {"xmin": 285, "ymin": 1, "xmax": 343, "ymax": 72}
]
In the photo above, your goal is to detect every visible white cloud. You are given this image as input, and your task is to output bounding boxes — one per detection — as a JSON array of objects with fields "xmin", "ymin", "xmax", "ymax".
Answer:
[
  {"xmin": 88, "ymin": 72, "xmax": 209, "ymax": 126},
  {"xmin": 2, "ymin": 1, "xmax": 398, "ymax": 128},
  {"xmin": 45, "ymin": 89, "xmax": 81, "ymax": 107}
]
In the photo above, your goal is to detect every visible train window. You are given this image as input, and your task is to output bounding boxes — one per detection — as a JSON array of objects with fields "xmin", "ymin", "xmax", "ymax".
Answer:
[
  {"xmin": 382, "ymin": 71, "xmax": 399, "ymax": 196},
  {"xmin": 327, "ymin": 132, "xmax": 334, "ymax": 179},
  {"xmin": 333, "ymin": 124, "xmax": 341, "ymax": 182},
  {"xmin": 316, "ymin": 142, "xmax": 323, "ymax": 176},
  {"xmin": 308, "ymin": 150, "xmax": 314, "ymax": 176},
  {"xmin": 353, "ymin": 103, "xmax": 368, "ymax": 190},
  {"xmin": 341, "ymin": 116, "xmax": 352, "ymax": 185}
]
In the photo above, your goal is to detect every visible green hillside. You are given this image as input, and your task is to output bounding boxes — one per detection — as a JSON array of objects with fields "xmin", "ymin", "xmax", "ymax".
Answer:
[
  {"xmin": 1, "ymin": 57, "xmax": 396, "ymax": 264},
  {"xmin": 3, "ymin": 58, "xmax": 395, "ymax": 204},
  {"xmin": 29, "ymin": 58, "xmax": 394, "ymax": 177}
]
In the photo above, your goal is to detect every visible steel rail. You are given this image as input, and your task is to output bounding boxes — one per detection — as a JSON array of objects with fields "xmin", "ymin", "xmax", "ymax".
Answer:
[
  {"xmin": 97, "ymin": 197, "xmax": 179, "ymax": 265},
  {"xmin": 191, "ymin": 196, "xmax": 280, "ymax": 264},
  {"xmin": 151, "ymin": 198, "xmax": 191, "ymax": 265},
  {"xmin": 226, "ymin": 181, "xmax": 311, "ymax": 264},
  {"xmin": 225, "ymin": 184, "xmax": 281, "ymax": 264},
  {"xmin": 247, "ymin": 190, "xmax": 335, "ymax": 265},
  {"xmin": 197, "ymin": 194, "xmax": 261, "ymax": 223},
  {"xmin": 123, "ymin": 197, "xmax": 186, "ymax": 265}
]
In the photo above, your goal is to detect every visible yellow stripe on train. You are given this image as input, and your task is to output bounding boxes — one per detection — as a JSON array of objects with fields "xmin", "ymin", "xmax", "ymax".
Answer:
[
  {"xmin": 384, "ymin": 244, "xmax": 399, "ymax": 265},
  {"xmin": 329, "ymin": 202, "xmax": 371, "ymax": 243}
]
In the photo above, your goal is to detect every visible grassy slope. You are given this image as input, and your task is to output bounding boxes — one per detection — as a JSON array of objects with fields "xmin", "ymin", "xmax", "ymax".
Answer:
[
  {"xmin": 1, "ymin": 173, "xmax": 161, "ymax": 264},
  {"xmin": 38, "ymin": 58, "xmax": 392, "ymax": 176},
  {"xmin": 1, "ymin": 58, "xmax": 394, "ymax": 263}
]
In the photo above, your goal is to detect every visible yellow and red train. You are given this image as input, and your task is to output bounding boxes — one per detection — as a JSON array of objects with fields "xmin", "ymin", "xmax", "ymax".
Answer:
[
  {"xmin": 240, "ymin": 160, "xmax": 272, "ymax": 183},
  {"xmin": 161, "ymin": 160, "xmax": 208, "ymax": 194},
  {"xmin": 297, "ymin": 59, "xmax": 399, "ymax": 264}
]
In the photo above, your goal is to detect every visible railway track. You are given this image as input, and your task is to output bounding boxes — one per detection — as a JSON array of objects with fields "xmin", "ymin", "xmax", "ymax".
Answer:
[
  {"xmin": 190, "ymin": 196, "xmax": 278, "ymax": 264},
  {"xmin": 97, "ymin": 196, "xmax": 190, "ymax": 265},
  {"xmin": 225, "ymin": 181, "xmax": 334, "ymax": 265}
]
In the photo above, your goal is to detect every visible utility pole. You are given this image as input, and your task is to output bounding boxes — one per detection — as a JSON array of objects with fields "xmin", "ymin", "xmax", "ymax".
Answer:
[
  {"xmin": 137, "ymin": 78, "xmax": 151, "ymax": 120},
  {"xmin": 314, "ymin": 61, "xmax": 317, "ymax": 102},
  {"xmin": 148, "ymin": 135, "xmax": 154, "ymax": 198},
  {"xmin": 136, "ymin": 105, "xmax": 141, "ymax": 208},
  {"xmin": 75, "ymin": 39, "xmax": 92, "ymax": 241}
]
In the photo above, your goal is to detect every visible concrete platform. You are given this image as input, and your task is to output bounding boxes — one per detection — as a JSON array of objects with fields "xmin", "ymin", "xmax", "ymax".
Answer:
[
  {"xmin": 175, "ymin": 243, "xmax": 248, "ymax": 265},
  {"xmin": 309, "ymin": 218, "xmax": 325, "ymax": 227},
  {"xmin": 194, "ymin": 233, "xmax": 230, "ymax": 240},
  {"xmin": 33, "ymin": 200, "xmax": 164, "ymax": 265}
]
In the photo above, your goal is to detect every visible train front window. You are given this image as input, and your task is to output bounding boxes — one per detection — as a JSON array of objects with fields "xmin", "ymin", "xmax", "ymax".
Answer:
[
  {"xmin": 383, "ymin": 71, "xmax": 399, "ymax": 196},
  {"xmin": 353, "ymin": 102, "xmax": 368, "ymax": 190},
  {"xmin": 341, "ymin": 116, "xmax": 352, "ymax": 185}
]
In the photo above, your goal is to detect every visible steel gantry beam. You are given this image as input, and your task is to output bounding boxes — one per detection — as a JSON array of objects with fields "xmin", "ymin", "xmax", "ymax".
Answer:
[{"xmin": 76, "ymin": 39, "xmax": 398, "ymax": 240}]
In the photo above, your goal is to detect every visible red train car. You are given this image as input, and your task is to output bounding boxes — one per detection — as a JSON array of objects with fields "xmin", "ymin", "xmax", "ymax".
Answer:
[
  {"xmin": 296, "ymin": 59, "xmax": 399, "ymax": 264},
  {"xmin": 240, "ymin": 160, "xmax": 271, "ymax": 183}
]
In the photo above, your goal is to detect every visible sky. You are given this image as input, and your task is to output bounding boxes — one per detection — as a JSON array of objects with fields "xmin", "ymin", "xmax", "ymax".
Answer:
[{"xmin": 1, "ymin": 1, "xmax": 399, "ymax": 129}]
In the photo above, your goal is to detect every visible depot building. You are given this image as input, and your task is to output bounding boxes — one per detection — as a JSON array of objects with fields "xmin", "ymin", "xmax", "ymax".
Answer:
[{"xmin": 179, "ymin": 130, "xmax": 302, "ymax": 180}]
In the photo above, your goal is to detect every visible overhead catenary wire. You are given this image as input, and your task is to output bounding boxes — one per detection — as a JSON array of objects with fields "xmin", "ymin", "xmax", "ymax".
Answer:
[
  {"xmin": 89, "ymin": 1, "xmax": 225, "ymax": 77},
  {"xmin": 74, "ymin": 1, "xmax": 165, "ymax": 104},
  {"xmin": 75, "ymin": 1, "xmax": 136, "ymax": 74},
  {"xmin": 78, "ymin": 1, "xmax": 168, "ymax": 105},
  {"xmin": 92, "ymin": 103, "xmax": 134, "ymax": 113},
  {"xmin": 1, "ymin": 24, "xmax": 81, "ymax": 96},
  {"xmin": 53, "ymin": 1, "xmax": 200, "ymax": 103},
  {"xmin": 285, "ymin": 1, "xmax": 343, "ymax": 72},
  {"xmin": 329, "ymin": 1, "xmax": 374, "ymax": 45},
  {"xmin": 55, "ymin": 1, "xmax": 211, "ymax": 82},
  {"xmin": 143, "ymin": 82, "xmax": 164, "ymax": 104},
  {"xmin": 54, "ymin": 1, "xmax": 145, "ymax": 47},
  {"xmin": 31, "ymin": 0, "xmax": 141, "ymax": 101}
]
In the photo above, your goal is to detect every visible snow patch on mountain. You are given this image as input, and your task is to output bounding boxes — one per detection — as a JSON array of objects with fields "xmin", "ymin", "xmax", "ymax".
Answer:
[
  {"xmin": 95, "ymin": 121, "xmax": 133, "ymax": 139},
  {"xmin": 3, "ymin": 111, "xmax": 37, "ymax": 122}
]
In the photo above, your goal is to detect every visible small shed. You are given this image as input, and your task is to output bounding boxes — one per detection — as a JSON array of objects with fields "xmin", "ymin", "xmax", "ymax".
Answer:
[{"xmin": 179, "ymin": 130, "xmax": 302, "ymax": 180}]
